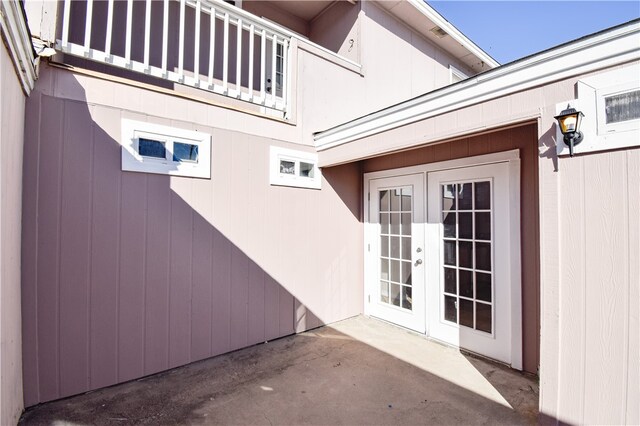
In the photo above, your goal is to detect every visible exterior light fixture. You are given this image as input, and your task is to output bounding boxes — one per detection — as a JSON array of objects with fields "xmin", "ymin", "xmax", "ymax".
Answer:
[{"xmin": 554, "ymin": 105, "xmax": 585, "ymax": 157}]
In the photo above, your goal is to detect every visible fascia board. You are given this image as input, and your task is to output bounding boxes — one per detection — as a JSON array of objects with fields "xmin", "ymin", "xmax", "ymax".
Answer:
[
  {"xmin": 0, "ymin": 0, "xmax": 37, "ymax": 94},
  {"xmin": 315, "ymin": 21, "xmax": 640, "ymax": 150},
  {"xmin": 406, "ymin": 0, "xmax": 500, "ymax": 69}
]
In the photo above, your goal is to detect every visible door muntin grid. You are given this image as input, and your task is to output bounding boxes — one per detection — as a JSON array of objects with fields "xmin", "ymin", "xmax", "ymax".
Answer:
[
  {"xmin": 440, "ymin": 180, "xmax": 494, "ymax": 335},
  {"xmin": 379, "ymin": 186, "xmax": 413, "ymax": 311}
]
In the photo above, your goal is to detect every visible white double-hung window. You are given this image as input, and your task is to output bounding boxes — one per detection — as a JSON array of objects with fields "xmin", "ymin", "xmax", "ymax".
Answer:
[{"xmin": 121, "ymin": 119, "xmax": 211, "ymax": 178}]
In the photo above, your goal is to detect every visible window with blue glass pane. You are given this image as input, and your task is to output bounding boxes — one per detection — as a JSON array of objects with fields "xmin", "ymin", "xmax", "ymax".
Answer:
[
  {"xmin": 173, "ymin": 142, "xmax": 199, "ymax": 163},
  {"xmin": 138, "ymin": 138, "xmax": 166, "ymax": 159}
]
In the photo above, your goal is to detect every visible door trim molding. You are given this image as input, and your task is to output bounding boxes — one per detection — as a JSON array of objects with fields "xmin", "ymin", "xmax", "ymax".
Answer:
[{"xmin": 363, "ymin": 149, "xmax": 522, "ymax": 369}]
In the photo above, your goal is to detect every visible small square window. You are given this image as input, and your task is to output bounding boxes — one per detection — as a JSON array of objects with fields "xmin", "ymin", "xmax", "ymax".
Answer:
[
  {"xmin": 173, "ymin": 142, "xmax": 199, "ymax": 163},
  {"xmin": 280, "ymin": 160, "xmax": 295, "ymax": 174},
  {"xmin": 270, "ymin": 146, "xmax": 321, "ymax": 189},
  {"xmin": 138, "ymin": 138, "xmax": 166, "ymax": 159},
  {"xmin": 299, "ymin": 162, "xmax": 315, "ymax": 178}
]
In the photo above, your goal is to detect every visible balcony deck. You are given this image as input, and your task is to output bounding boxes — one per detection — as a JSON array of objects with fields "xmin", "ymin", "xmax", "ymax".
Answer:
[{"xmin": 58, "ymin": 0, "xmax": 292, "ymax": 115}]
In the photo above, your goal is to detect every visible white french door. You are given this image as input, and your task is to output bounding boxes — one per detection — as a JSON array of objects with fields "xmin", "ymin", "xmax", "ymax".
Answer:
[
  {"xmin": 365, "ymin": 153, "xmax": 522, "ymax": 369},
  {"xmin": 368, "ymin": 174, "xmax": 426, "ymax": 333},
  {"xmin": 426, "ymin": 162, "xmax": 519, "ymax": 366}
]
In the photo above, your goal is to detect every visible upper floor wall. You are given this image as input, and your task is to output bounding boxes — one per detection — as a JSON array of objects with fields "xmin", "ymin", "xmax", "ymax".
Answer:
[{"xmin": 24, "ymin": 0, "xmax": 492, "ymax": 145}]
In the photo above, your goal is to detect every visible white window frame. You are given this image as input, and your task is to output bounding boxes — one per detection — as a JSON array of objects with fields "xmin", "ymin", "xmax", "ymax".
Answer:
[
  {"xmin": 449, "ymin": 65, "xmax": 468, "ymax": 84},
  {"xmin": 269, "ymin": 146, "xmax": 321, "ymax": 189},
  {"xmin": 556, "ymin": 63, "xmax": 640, "ymax": 156},
  {"xmin": 121, "ymin": 119, "xmax": 211, "ymax": 179},
  {"xmin": 596, "ymin": 82, "xmax": 640, "ymax": 135}
]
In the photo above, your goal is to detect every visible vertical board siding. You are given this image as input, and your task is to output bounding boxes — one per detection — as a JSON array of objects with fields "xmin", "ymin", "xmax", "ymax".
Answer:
[
  {"xmin": 362, "ymin": 124, "xmax": 540, "ymax": 374},
  {"xmin": 58, "ymin": 101, "xmax": 93, "ymax": 397},
  {"xmin": 35, "ymin": 95, "xmax": 65, "ymax": 402},
  {"xmin": 89, "ymin": 106, "xmax": 121, "ymax": 390},
  {"xmin": 582, "ymin": 151, "xmax": 630, "ymax": 424},
  {"xmin": 540, "ymin": 144, "xmax": 640, "ymax": 424},
  {"xmin": 22, "ymin": 90, "xmax": 363, "ymax": 405}
]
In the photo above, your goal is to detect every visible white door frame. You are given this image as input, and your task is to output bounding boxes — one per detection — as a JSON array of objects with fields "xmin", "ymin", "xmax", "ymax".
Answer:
[{"xmin": 363, "ymin": 149, "xmax": 522, "ymax": 370}]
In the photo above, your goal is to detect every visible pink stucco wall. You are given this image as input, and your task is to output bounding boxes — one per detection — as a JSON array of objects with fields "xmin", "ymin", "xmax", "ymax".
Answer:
[{"xmin": 1, "ymin": 40, "xmax": 26, "ymax": 426}]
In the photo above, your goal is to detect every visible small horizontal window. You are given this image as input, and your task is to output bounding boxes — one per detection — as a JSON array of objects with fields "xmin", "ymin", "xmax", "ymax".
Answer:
[
  {"xmin": 270, "ymin": 146, "xmax": 321, "ymax": 189},
  {"xmin": 604, "ymin": 89, "xmax": 640, "ymax": 124},
  {"xmin": 280, "ymin": 160, "xmax": 295, "ymax": 175},
  {"xmin": 173, "ymin": 142, "xmax": 199, "ymax": 163},
  {"xmin": 300, "ymin": 162, "xmax": 315, "ymax": 178},
  {"xmin": 139, "ymin": 138, "xmax": 166, "ymax": 159},
  {"xmin": 121, "ymin": 119, "xmax": 211, "ymax": 179}
]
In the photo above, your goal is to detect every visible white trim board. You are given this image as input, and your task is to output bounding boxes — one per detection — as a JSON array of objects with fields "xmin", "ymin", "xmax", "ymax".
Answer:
[
  {"xmin": 315, "ymin": 20, "xmax": 640, "ymax": 150},
  {"xmin": 0, "ymin": 0, "xmax": 37, "ymax": 94}
]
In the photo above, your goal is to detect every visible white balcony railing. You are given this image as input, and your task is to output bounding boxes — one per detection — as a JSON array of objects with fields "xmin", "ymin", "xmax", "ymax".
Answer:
[{"xmin": 57, "ymin": 0, "xmax": 291, "ymax": 113}]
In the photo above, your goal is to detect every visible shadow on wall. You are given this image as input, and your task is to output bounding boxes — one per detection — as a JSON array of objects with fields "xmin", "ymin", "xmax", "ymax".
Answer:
[{"xmin": 20, "ymin": 74, "xmax": 337, "ymax": 407}]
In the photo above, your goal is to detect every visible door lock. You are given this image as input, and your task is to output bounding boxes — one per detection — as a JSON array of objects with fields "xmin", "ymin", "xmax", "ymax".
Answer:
[{"xmin": 416, "ymin": 247, "xmax": 422, "ymax": 253}]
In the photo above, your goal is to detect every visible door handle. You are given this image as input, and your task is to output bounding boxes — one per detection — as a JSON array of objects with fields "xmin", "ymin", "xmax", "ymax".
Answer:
[{"xmin": 415, "ymin": 259, "xmax": 423, "ymax": 266}]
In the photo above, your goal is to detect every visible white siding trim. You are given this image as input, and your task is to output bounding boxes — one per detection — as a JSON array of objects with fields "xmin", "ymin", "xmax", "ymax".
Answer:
[
  {"xmin": 0, "ymin": 0, "xmax": 37, "ymax": 94},
  {"xmin": 315, "ymin": 21, "xmax": 640, "ymax": 150}
]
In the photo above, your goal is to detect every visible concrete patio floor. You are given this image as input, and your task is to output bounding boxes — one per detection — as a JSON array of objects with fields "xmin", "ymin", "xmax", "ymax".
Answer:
[{"xmin": 20, "ymin": 315, "xmax": 539, "ymax": 425}]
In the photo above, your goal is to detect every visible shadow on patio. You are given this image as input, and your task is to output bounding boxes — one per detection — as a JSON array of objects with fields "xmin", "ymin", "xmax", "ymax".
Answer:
[{"xmin": 20, "ymin": 316, "xmax": 538, "ymax": 425}]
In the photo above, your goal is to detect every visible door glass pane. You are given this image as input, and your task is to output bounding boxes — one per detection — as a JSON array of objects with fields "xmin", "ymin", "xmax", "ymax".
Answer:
[
  {"xmin": 444, "ymin": 295, "xmax": 457, "ymax": 322},
  {"xmin": 390, "ymin": 237, "xmax": 400, "ymax": 258},
  {"xmin": 443, "ymin": 212, "xmax": 456, "ymax": 238},
  {"xmin": 401, "ymin": 237, "xmax": 411, "ymax": 261},
  {"xmin": 380, "ymin": 281, "xmax": 389, "ymax": 303},
  {"xmin": 459, "ymin": 270, "xmax": 473, "ymax": 298},
  {"xmin": 459, "ymin": 241, "xmax": 473, "ymax": 268},
  {"xmin": 458, "ymin": 212, "xmax": 472, "ymax": 239},
  {"xmin": 380, "ymin": 190, "xmax": 390, "ymax": 211},
  {"xmin": 476, "ymin": 302, "xmax": 492, "ymax": 333},
  {"xmin": 458, "ymin": 183, "xmax": 472, "ymax": 210},
  {"xmin": 474, "ymin": 181, "xmax": 491, "ymax": 210},
  {"xmin": 381, "ymin": 213, "xmax": 390, "ymax": 235},
  {"xmin": 401, "ymin": 261, "xmax": 412, "ymax": 285},
  {"xmin": 390, "ymin": 189, "xmax": 401, "ymax": 211},
  {"xmin": 380, "ymin": 236, "xmax": 389, "ymax": 257},
  {"xmin": 444, "ymin": 268, "xmax": 456, "ymax": 294},
  {"xmin": 390, "ymin": 260, "xmax": 400, "ymax": 283},
  {"xmin": 442, "ymin": 184, "xmax": 456, "ymax": 211},
  {"xmin": 401, "ymin": 213, "xmax": 412, "ymax": 236},
  {"xmin": 444, "ymin": 240, "xmax": 456, "ymax": 266},
  {"xmin": 390, "ymin": 284, "xmax": 401, "ymax": 307},
  {"xmin": 402, "ymin": 286, "xmax": 412, "ymax": 310},
  {"xmin": 475, "ymin": 242, "xmax": 492, "ymax": 271},
  {"xmin": 459, "ymin": 299, "xmax": 474, "ymax": 328},
  {"xmin": 401, "ymin": 187, "xmax": 412, "ymax": 211},
  {"xmin": 380, "ymin": 258, "xmax": 389, "ymax": 281},
  {"xmin": 390, "ymin": 213, "xmax": 400, "ymax": 235},
  {"xmin": 476, "ymin": 272, "xmax": 492, "ymax": 302},
  {"xmin": 475, "ymin": 212, "xmax": 491, "ymax": 240}
]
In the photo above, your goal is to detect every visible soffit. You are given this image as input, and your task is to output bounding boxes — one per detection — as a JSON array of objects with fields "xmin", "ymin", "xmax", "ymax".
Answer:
[{"xmin": 268, "ymin": 0, "xmax": 341, "ymax": 22}]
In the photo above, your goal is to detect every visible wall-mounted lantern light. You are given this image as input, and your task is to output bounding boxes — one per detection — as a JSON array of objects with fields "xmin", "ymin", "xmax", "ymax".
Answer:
[{"xmin": 554, "ymin": 105, "xmax": 585, "ymax": 157}]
